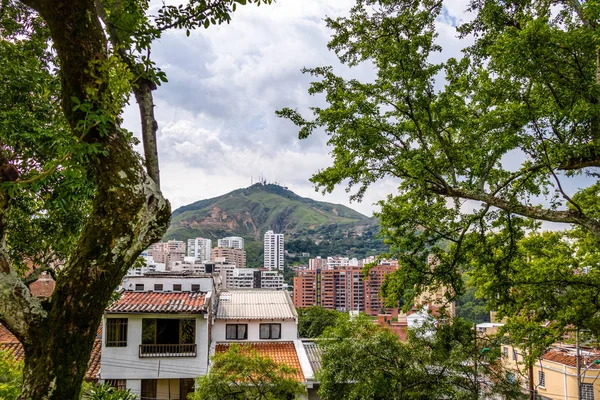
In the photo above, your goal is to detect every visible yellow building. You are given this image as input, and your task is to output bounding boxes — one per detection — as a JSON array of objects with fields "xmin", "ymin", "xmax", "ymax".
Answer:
[{"xmin": 501, "ymin": 344, "xmax": 600, "ymax": 400}]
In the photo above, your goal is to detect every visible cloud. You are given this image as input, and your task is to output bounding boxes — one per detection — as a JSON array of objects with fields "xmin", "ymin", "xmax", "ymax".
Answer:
[{"xmin": 122, "ymin": 0, "xmax": 511, "ymax": 219}]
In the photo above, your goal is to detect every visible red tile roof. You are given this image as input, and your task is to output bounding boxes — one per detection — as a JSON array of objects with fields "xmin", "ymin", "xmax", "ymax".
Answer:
[
  {"xmin": 0, "ymin": 324, "xmax": 18, "ymax": 343},
  {"xmin": 107, "ymin": 291, "xmax": 208, "ymax": 314},
  {"xmin": 542, "ymin": 348, "xmax": 600, "ymax": 369},
  {"xmin": 215, "ymin": 342, "xmax": 305, "ymax": 382}
]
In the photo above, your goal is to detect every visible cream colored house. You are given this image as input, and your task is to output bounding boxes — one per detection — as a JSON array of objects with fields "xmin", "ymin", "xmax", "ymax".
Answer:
[{"xmin": 502, "ymin": 344, "xmax": 600, "ymax": 400}]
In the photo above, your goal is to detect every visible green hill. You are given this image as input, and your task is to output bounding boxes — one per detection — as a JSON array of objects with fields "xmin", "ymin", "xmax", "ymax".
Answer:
[{"xmin": 164, "ymin": 183, "xmax": 387, "ymax": 267}]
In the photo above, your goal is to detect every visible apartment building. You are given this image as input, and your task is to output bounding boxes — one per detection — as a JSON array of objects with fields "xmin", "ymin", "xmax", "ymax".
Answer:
[
  {"xmin": 147, "ymin": 240, "xmax": 186, "ymax": 269},
  {"xmin": 217, "ymin": 236, "xmax": 244, "ymax": 250},
  {"xmin": 293, "ymin": 264, "xmax": 397, "ymax": 315},
  {"xmin": 264, "ymin": 230, "xmax": 284, "ymax": 271},
  {"xmin": 211, "ymin": 246, "xmax": 246, "ymax": 268},
  {"xmin": 187, "ymin": 238, "xmax": 212, "ymax": 262}
]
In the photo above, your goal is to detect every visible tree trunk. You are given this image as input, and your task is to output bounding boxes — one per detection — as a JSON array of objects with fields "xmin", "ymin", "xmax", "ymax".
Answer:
[{"xmin": 4, "ymin": 0, "xmax": 173, "ymax": 398}]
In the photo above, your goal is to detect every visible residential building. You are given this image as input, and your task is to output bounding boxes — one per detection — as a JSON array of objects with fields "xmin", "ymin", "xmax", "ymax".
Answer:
[
  {"xmin": 147, "ymin": 240, "xmax": 186, "ymax": 270},
  {"xmin": 211, "ymin": 246, "xmax": 246, "ymax": 268},
  {"xmin": 100, "ymin": 276, "xmax": 214, "ymax": 399},
  {"xmin": 264, "ymin": 230, "xmax": 284, "ymax": 271},
  {"xmin": 325, "ymin": 256, "xmax": 359, "ymax": 269},
  {"xmin": 502, "ymin": 343, "xmax": 600, "ymax": 400},
  {"xmin": 225, "ymin": 267, "xmax": 284, "ymax": 290},
  {"xmin": 217, "ymin": 236, "xmax": 244, "ymax": 250},
  {"xmin": 293, "ymin": 264, "xmax": 399, "ymax": 315},
  {"xmin": 187, "ymin": 238, "xmax": 212, "ymax": 262}
]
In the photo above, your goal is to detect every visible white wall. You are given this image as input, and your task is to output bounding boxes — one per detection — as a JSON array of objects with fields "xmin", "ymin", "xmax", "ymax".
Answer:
[
  {"xmin": 121, "ymin": 276, "xmax": 214, "ymax": 292},
  {"xmin": 212, "ymin": 319, "xmax": 298, "ymax": 342},
  {"xmin": 100, "ymin": 313, "xmax": 210, "ymax": 380}
]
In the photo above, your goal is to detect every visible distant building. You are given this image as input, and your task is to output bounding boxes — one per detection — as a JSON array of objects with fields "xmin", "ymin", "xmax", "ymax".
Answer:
[
  {"xmin": 212, "ymin": 247, "xmax": 246, "ymax": 268},
  {"xmin": 147, "ymin": 240, "xmax": 186, "ymax": 269},
  {"xmin": 293, "ymin": 264, "xmax": 399, "ymax": 315},
  {"xmin": 217, "ymin": 236, "xmax": 244, "ymax": 250},
  {"xmin": 263, "ymin": 230, "xmax": 284, "ymax": 271},
  {"xmin": 187, "ymin": 238, "xmax": 212, "ymax": 262}
]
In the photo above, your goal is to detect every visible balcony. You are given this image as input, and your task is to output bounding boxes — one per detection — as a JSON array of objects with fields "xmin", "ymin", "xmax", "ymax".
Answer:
[{"xmin": 139, "ymin": 343, "xmax": 197, "ymax": 358}]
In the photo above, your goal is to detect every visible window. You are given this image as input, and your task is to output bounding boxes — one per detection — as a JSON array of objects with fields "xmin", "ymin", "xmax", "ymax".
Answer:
[
  {"xmin": 226, "ymin": 324, "xmax": 248, "ymax": 340},
  {"xmin": 191, "ymin": 284, "xmax": 200, "ymax": 292},
  {"xmin": 153, "ymin": 284, "xmax": 163, "ymax": 291},
  {"xmin": 142, "ymin": 319, "xmax": 195, "ymax": 345},
  {"xmin": 106, "ymin": 318, "xmax": 128, "ymax": 347},
  {"xmin": 106, "ymin": 379, "xmax": 126, "ymax": 390},
  {"xmin": 503, "ymin": 347, "xmax": 508, "ymax": 358},
  {"xmin": 538, "ymin": 371, "xmax": 545, "ymax": 387},
  {"xmin": 512, "ymin": 349, "xmax": 518, "ymax": 361},
  {"xmin": 141, "ymin": 380, "xmax": 157, "ymax": 400},
  {"xmin": 506, "ymin": 372, "xmax": 515, "ymax": 383},
  {"xmin": 135, "ymin": 284, "xmax": 144, "ymax": 291},
  {"xmin": 173, "ymin": 284, "xmax": 182, "ymax": 291},
  {"xmin": 582, "ymin": 383, "xmax": 595, "ymax": 400},
  {"xmin": 259, "ymin": 323, "xmax": 281, "ymax": 339}
]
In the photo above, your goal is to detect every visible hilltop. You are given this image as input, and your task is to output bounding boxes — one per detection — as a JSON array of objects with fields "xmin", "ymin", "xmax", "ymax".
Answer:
[{"xmin": 164, "ymin": 184, "xmax": 387, "ymax": 266}]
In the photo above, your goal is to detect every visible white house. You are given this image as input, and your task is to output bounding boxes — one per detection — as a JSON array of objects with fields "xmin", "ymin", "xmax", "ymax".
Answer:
[{"xmin": 100, "ymin": 275, "xmax": 214, "ymax": 400}]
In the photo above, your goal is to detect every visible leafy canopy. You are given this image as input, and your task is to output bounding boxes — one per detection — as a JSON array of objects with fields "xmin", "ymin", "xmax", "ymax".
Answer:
[
  {"xmin": 317, "ymin": 314, "xmax": 524, "ymax": 400},
  {"xmin": 297, "ymin": 306, "xmax": 340, "ymax": 338},
  {"xmin": 278, "ymin": 0, "xmax": 600, "ymax": 355}
]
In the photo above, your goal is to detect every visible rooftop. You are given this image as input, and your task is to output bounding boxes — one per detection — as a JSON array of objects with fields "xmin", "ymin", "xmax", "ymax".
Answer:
[
  {"xmin": 216, "ymin": 290, "xmax": 297, "ymax": 320},
  {"xmin": 302, "ymin": 341, "xmax": 322, "ymax": 374},
  {"xmin": 107, "ymin": 291, "xmax": 208, "ymax": 314},
  {"xmin": 215, "ymin": 342, "xmax": 304, "ymax": 382},
  {"xmin": 542, "ymin": 347, "xmax": 600, "ymax": 369}
]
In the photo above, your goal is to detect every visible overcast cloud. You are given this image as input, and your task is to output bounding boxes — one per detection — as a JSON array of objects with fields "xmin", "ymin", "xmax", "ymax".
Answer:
[{"xmin": 122, "ymin": 1, "xmax": 483, "ymax": 216}]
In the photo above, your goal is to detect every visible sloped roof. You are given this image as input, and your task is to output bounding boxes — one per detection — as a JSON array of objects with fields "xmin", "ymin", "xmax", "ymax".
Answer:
[
  {"xmin": 0, "ymin": 324, "xmax": 18, "ymax": 343},
  {"xmin": 106, "ymin": 291, "xmax": 207, "ymax": 314},
  {"xmin": 302, "ymin": 341, "xmax": 322, "ymax": 374},
  {"xmin": 216, "ymin": 290, "xmax": 297, "ymax": 320},
  {"xmin": 542, "ymin": 348, "xmax": 600, "ymax": 369},
  {"xmin": 215, "ymin": 341, "xmax": 305, "ymax": 382}
]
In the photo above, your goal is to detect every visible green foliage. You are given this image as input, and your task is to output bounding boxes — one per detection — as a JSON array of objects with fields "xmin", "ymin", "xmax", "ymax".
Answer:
[
  {"xmin": 317, "ymin": 314, "xmax": 524, "ymax": 400},
  {"xmin": 80, "ymin": 382, "xmax": 137, "ymax": 400},
  {"xmin": 455, "ymin": 278, "xmax": 490, "ymax": 325},
  {"xmin": 297, "ymin": 306, "xmax": 339, "ymax": 338},
  {"xmin": 192, "ymin": 344, "xmax": 306, "ymax": 400},
  {"xmin": 0, "ymin": 350, "xmax": 22, "ymax": 400},
  {"xmin": 279, "ymin": 0, "xmax": 600, "ymax": 354}
]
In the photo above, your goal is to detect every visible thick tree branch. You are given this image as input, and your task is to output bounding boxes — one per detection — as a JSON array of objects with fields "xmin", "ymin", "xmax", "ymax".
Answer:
[
  {"xmin": 431, "ymin": 186, "xmax": 600, "ymax": 239},
  {"xmin": 134, "ymin": 81, "xmax": 161, "ymax": 187}
]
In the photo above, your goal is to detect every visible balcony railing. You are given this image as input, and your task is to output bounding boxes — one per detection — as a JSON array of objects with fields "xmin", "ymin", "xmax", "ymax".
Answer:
[{"xmin": 139, "ymin": 343, "xmax": 197, "ymax": 358}]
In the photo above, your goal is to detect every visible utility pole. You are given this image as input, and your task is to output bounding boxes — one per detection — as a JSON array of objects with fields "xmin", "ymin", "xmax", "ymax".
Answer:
[{"xmin": 577, "ymin": 329, "xmax": 581, "ymax": 400}]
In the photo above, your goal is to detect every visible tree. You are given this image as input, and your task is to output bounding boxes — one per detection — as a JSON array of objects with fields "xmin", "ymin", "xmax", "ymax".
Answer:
[
  {"xmin": 0, "ymin": 349, "xmax": 22, "ymax": 400},
  {"xmin": 0, "ymin": 0, "xmax": 270, "ymax": 398},
  {"xmin": 80, "ymin": 383, "xmax": 137, "ymax": 400},
  {"xmin": 317, "ymin": 314, "xmax": 523, "ymax": 400},
  {"xmin": 192, "ymin": 344, "xmax": 306, "ymax": 400},
  {"xmin": 297, "ymin": 306, "xmax": 339, "ymax": 338},
  {"xmin": 278, "ymin": 0, "xmax": 600, "ymax": 354}
]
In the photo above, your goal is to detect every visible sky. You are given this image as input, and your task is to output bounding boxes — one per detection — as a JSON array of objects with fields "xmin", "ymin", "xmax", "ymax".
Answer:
[{"xmin": 122, "ymin": 0, "xmax": 472, "ymax": 217}]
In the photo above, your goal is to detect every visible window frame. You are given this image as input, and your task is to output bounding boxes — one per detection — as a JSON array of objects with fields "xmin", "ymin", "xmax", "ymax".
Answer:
[
  {"xmin": 538, "ymin": 370, "xmax": 546, "ymax": 388},
  {"xmin": 191, "ymin": 284, "xmax": 200, "ymax": 292},
  {"xmin": 512, "ymin": 349, "xmax": 518, "ymax": 361},
  {"xmin": 582, "ymin": 383, "xmax": 595, "ymax": 400},
  {"xmin": 173, "ymin": 284, "xmax": 182, "ymax": 292},
  {"xmin": 259, "ymin": 323, "xmax": 282, "ymax": 339},
  {"xmin": 153, "ymin": 284, "xmax": 163, "ymax": 292},
  {"xmin": 106, "ymin": 318, "xmax": 128, "ymax": 347},
  {"xmin": 226, "ymin": 324, "xmax": 248, "ymax": 340},
  {"xmin": 135, "ymin": 284, "xmax": 144, "ymax": 291},
  {"xmin": 106, "ymin": 379, "xmax": 127, "ymax": 390}
]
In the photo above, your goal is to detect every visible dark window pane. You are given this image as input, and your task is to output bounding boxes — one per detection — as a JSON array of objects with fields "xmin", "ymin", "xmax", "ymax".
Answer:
[
  {"xmin": 154, "ymin": 284, "xmax": 163, "ymax": 291},
  {"xmin": 106, "ymin": 319, "xmax": 128, "ymax": 347},
  {"xmin": 173, "ymin": 284, "xmax": 182, "ymax": 291},
  {"xmin": 226, "ymin": 324, "xmax": 237, "ymax": 340},
  {"xmin": 141, "ymin": 380, "xmax": 157, "ymax": 400},
  {"xmin": 238, "ymin": 324, "xmax": 247, "ymax": 339},
  {"xmin": 191, "ymin": 284, "xmax": 200, "ymax": 292},
  {"xmin": 271, "ymin": 324, "xmax": 281, "ymax": 339},
  {"xmin": 181, "ymin": 319, "xmax": 195, "ymax": 344},
  {"xmin": 141, "ymin": 319, "xmax": 156, "ymax": 345},
  {"xmin": 260, "ymin": 324, "xmax": 270, "ymax": 339},
  {"xmin": 135, "ymin": 284, "xmax": 144, "ymax": 291}
]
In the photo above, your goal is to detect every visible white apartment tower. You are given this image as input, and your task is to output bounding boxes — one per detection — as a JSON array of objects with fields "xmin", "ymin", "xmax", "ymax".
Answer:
[
  {"xmin": 187, "ymin": 238, "xmax": 212, "ymax": 262},
  {"xmin": 263, "ymin": 230, "xmax": 284, "ymax": 271},
  {"xmin": 217, "ymin": 236, "xmax": 244, "ymax": 249}
]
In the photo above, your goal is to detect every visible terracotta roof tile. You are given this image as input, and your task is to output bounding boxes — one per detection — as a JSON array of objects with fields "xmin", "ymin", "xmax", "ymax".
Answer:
[
  {"xmin": 215, "ymin": 341, "xmax": 305, "ymax": 382},
  {"xmin": 0, "ymin": 324, "xmax": 19, "ymax": 343},
  {"xmin": 0, "ymin": 342, "xmax": 24, "ymax": 362},
  {"xmin": 106, "ymin": 291, "xmax": 207, "ymax": 314},
  {"xmin": 542, "ymin": 349, "xmax": 600, "ymax": 369}
]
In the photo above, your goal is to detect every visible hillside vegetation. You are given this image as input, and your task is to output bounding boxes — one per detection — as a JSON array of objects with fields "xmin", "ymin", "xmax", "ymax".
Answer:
[{"xmin": 165, "ymin": 184, "xmax": 387, "ymax": 266}]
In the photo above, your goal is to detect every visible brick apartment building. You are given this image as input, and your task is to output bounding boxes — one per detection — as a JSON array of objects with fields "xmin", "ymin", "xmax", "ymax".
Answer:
[
  {"xmin": 211, "ymin": 247, "xmax": 247, "ymax": 268},
  {"xmin": 293, "ymin": 264, "xmax": 399, "ymax": 315},
  {"xmin": 147, "ymin": 240, "xmax": 186, "ymax": 269}
]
